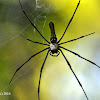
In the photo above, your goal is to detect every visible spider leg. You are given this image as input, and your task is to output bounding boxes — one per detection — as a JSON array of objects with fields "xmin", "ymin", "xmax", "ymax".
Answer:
[
  {"xmin": 59, "ymin": 32, "xmax": 95, "ymax": 45},
  {"xmin": 59, "ymin": 48, "xmax": 89, "ymax": 100},
  {"xmin": 9, "ymin": 47, "xmax": 49, "ymax": 85},
  {"xmin": 19, "ymin": 0, "xmax": 50, "ymax": 44},
  {"xmin": 20, "ymin": 34, "xmax": 49, "ymax": 46},
  {"xmin": 58, "ymin": 0, "xmax": 81, "ymax": 43},
  {"xmin": 38, "ymin": 49, "xmax": 50, "ymax": 100},
  {"xmin": 60, "ymin": 46, "xmax": 100, "ymax": 68}
]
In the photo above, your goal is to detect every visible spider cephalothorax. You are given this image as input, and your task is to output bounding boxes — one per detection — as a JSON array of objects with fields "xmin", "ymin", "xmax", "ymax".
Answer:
[
  {"xmin": 9, "ymin": 1, "xmax": 100, "ymax": 100},
  {"xmin": 49, "ymin": 42, "xmax": 60, "ymax": 56}
]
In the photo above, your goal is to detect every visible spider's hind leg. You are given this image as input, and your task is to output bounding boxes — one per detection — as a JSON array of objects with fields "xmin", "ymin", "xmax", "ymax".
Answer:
[
  {"xmin": 60, "ymin": 46, "xmax": 100, "ymax": 68},
  {"xmin": 38, "ymin": 50, "xmax": 50, "ymax": 100},
  {"xmin": 59, "ymin": 48, "xmax": 89, "ymax": 100}
]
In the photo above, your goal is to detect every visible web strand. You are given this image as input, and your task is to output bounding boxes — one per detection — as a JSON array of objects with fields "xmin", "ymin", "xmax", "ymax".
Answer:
[{"xmin": 19, "ymin": 0, "xmax": 50, "ymax": 44}]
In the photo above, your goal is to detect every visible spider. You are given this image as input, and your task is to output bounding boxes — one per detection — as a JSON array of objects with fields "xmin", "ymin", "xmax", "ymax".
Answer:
[{"xmin": 9, "ymin": 0, "xmax": 100, "ymax": 100}]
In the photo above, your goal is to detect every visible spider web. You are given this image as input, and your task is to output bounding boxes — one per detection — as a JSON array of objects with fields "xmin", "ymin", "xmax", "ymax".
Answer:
[{"xmin": 0, "ymin": 0, "xmax": 100, "ymax": 100}]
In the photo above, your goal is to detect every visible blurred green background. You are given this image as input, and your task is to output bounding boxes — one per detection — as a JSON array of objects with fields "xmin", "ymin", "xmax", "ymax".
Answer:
[{"xmin": 0, "ymin": 0, "xmax": 100, "ymax": 100}]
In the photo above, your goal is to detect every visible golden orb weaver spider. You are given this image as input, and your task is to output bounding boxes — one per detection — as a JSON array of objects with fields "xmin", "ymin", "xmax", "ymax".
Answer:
[{"xmin": 9, "ymin": 0, "xmax": 100, "ymax": 100}]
